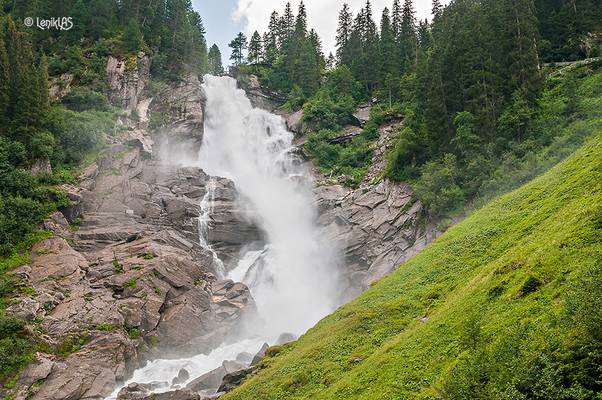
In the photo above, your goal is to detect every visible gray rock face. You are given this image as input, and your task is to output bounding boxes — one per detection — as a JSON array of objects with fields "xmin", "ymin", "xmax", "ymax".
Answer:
[
  {"xmin": 106, "ymin": 52, "xmax": 150, "ymax": 113},
  {"xmin": 316, "ymin": 180, "xmax": 436, "ymax": 294},
  {"xmin": 310, "ymin": 119, "xmax": 439, "ymax": 295},
  {"xmin": 185, "ymin": 366, "xmax": 227, "ymax": 392},
  {"xmin": 238, "ymin": 74, "xmax": 284, "ymax": 112},
  {"xmin": 151, "ymin": 73, "xmax": 206, "ymax": 159}
]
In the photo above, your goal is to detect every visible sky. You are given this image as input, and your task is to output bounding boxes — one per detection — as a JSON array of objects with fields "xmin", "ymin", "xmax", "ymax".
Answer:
[{"xmin": 194, "ymin": 0, "xmax": 447, "ymax": 67}]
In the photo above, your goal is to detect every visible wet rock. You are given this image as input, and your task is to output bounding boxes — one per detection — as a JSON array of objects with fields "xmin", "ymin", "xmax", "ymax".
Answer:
[
  {"xmin": 276, "ymin": 332, "xmax": 297, "ymax": 345},
  {"xmin": 185, "ymin": 366, "xmax": 227, "ymax": 392},
  {"xmin": 239, "ymin": 74, "xmax": 285, "ymax": 111},
  {"xmin": 316, "ymin": 179, "xmax": 437, "ymax": 294},
  {"xmin": 250, "ymin": 343, "xmax": 269, "ymax": 366},
  {"xmin": 212, "ymin": 280, "xmax": 256, "ymax": 324},
  {"xmin": 126, "ymin": 129, "xmax": 154, "ymax": 158},
  {"xmin": 217, "ymin": 366, "xmax": 258, "ymax": 393},
  {"xmin": 222, "ymin": 360, "xmax": 246, "ymax": 374},
  {"xmin": 172, "ymin": 368, "xmax": 190, "ymax": 386},
  {"xmin": 235, "ymin": 352, "xmax": 254, "ymax": 363}
]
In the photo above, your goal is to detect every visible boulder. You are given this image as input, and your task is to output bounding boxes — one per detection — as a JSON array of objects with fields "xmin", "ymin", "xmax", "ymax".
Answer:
[
  {"xmin": 30, "ymin": 332, "xmax": 136, "ymax": 400},
  {"xmin": 352, "ymin": 104, "xmax": 372, "ymax": 126},
  {"xmin": 276, "ymin": 332, "xmax": 297, "ymax": 345},
  {"xmin": 217, "ymin": 366, "xmax": 258, "ymax": 393},
  {"xmin": 250, "ymin": 343, "xmax": 269, "ymax": 366},
  {"xmin": 117, "ymin": 384, "xmax": 199, "ymax": 400},
  {"xmin": 172, "ymin": 368, "xmax": 190, "ymax": 386},
  {"xmin": 185, "ymin": 366, "xmax": 227, "ymax": 392}
]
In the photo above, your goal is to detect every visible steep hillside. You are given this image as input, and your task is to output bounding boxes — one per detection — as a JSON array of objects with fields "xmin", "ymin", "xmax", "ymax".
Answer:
[{"xmin": 223, "ymin": 133, "xmax": 602, "ymax": 399}]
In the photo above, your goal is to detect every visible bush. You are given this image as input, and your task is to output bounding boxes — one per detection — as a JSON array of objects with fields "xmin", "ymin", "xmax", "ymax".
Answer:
[
  {"xmin": 415, "ymin": 154, "xmax": 465, "ymax": 216},
  {"xmin": 385, "ymin": 126, "xmax": 424, "ymax": 181},
  {"xmin": 0, "ymin": 312, "xmax": 32, "ymax": 380},
  {"xmin": 62, "ymin": 88, "xmax": 110, "ymax": 112},
  {"xmin": 46, "ymin": 106, "xmax": 113, "ymax": 165}
]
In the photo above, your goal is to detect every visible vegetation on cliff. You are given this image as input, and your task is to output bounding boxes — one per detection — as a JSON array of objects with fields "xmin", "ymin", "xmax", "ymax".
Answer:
[{"xmin": 224, "ymin": 131, "xmax": 602, "ymax": 400}]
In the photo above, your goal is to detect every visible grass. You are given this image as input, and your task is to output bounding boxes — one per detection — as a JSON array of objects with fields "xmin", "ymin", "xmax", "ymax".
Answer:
[{"xmin": 224, "ymin": 133, "xmax": 602, "ymax": 399}]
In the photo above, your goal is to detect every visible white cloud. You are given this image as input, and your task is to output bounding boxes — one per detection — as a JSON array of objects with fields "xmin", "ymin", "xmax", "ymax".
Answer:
[{"xmin": 233, "ymin": 0, "xmax": 444, "ymax": 56}]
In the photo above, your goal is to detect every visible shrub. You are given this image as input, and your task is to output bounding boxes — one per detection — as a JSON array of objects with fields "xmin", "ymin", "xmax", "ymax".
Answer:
[
  {"xmin": 62, "ymin": 88, "xmax": 110, "ymax": 112},
  {"xmin": 415, "ymin": 154, "xmax": 465, "ymax": 216}
]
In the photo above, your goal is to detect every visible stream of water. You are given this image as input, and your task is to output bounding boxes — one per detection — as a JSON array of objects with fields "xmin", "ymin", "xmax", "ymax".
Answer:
[{"xmin": 107, "ymin": 76, "xmax": 341, "ymax": 398}]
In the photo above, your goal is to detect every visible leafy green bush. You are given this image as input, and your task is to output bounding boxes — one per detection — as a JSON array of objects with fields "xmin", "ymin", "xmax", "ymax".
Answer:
[
  {"xmin": 46, "ymin": 106, "xmax": 113, "ymax": 165},
  {"xmin": 62, "ymin": 88, "xmax": 110, "ymax": 112},
  {"xmin": 0, "ymin": 313, "xmax": 32, "ymax": 380},
  {"xmin": 414, "ymin": 154, "xmax": 465, "ymax": 216}
]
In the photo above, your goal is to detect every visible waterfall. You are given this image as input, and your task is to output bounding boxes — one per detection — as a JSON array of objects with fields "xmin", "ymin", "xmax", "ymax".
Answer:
[
  {"xmin": 197, "ymin": 177, "xmax": 226, "ymax": 278},
  {"xmin": 107, "ymin": 75, "xmax": 341, "ymax": 398},
  {"xmin": 200, "ymin": 75, "xmax": 340, "ymax": 337}
]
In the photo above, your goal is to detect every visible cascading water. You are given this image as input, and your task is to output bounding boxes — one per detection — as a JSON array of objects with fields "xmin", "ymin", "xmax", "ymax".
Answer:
[
  {"xmin": 198, "ymin": 177, "xmax": 226, "ymax": 278},
  {"xmin": 200, "ymin": 75, "xmax": 340, "ymax": 337},
  {"xmin": 107, "ymin": 75, "xmax": 341, "ymax": 398}
]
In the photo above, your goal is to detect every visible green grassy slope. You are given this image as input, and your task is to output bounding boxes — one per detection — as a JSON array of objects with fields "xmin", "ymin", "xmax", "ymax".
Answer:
[{"xmin": 224, "ymin": 133, "xmax": 602, "ymax": 400}]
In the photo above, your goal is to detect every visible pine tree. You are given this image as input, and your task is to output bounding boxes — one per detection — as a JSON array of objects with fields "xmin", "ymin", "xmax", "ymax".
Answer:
[
  {"xmin": 361, "ymin": 0, "xmax": 380, "ymax": 92},
  {"xmin": 399, "ymin": 0, "xmax": 417, "ymax": 73},
  {"xmin": 266, "ymin": 11, "xmax": 280, "ymax": 63},
  {"xmin": 380, "ymin": 7, "xmax": 398, "ymax": 81},
  {"xmin": 207, "ymin": 44, "xmax": 224, "ymax": 75},
  {"xmin": 498, "ymin": 0, "xmax": 542, "ymax": 102},
  {"xmin": 309, "ymin": 28, "xmax": 325, "ymax": 70},
  {"xmin": 432, "ymin": 0, "xmax": 443, "ymax": 19},
  {"xmin": 335, "ymin": 3, "xmax": 353, "ymax": 65},
  {"xmin": 37, "ymin": 55, "xmax": 49, "ymax": 114},
  {"xmin": 295, "ymin": 1, "xmax": 307, "ymax": 37},
  {"xmin": 188, "ymin": 11, "xmax": 209, "ymax": 73},
  {"xmin": 326, "ymin": 52, "xmax": 336, "ymax": 70},
  {"xmin": 417, "ymin": 19, "xmax": 432, "ymax": 52},
  {"xmin": 123, "ymin": 18, "xmax": 143, "ymax": 53},
  {"xmin": 229, "ymin": 32, "xmax": 248, "ymax": 66},
  {"xmin": 347, "ymin": 12, "xmax": 365, "ymax": 81},
  {"xmin": 392, "ymin": 0, "xmax": 402, "ymax": 38},
  {"xmin": 280, "ymin": 2, "xmax": 295, "ymax": 46},
  {"xmin": 248, "ymin": 31, "xmax": 263, "ymax": 64},
  {"xmin": 0, "ymin": 28, "xmax": 9, "ymax": 129}
]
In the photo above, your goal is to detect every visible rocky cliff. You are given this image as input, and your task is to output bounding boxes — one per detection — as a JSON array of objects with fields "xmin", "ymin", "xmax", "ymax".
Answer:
[{"xmin": 3, "ymin": 59, "xmax": 257, "ymax": 400}]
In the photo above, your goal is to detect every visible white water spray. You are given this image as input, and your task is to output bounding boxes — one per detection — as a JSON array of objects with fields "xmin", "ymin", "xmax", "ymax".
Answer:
[{"xmin": 200, "ymin": 75, "xmax": 340, "ymax": 337}]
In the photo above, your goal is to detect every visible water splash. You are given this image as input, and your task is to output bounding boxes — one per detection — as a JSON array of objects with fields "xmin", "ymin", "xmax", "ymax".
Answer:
[{"xmin": 200, "ymin": 75, "xmax": 341, "ymax": 337}]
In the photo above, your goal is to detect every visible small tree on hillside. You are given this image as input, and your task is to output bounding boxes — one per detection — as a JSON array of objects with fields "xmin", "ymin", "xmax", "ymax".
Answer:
[
  {"xmin": 248, "ymin": 31, "xmax": 263, "ymax": 64},
  {"xmin": 229, "ymin": 32, "xmax": 247, "ymax": 66},
  {"xmin": 207, "ymin": 44, "xmax": 224, "ymax": 75}
]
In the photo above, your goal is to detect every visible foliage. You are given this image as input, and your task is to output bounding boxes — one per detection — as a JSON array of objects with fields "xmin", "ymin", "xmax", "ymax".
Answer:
[
  {"xmin": 223, "ymin": 133, "xmax": 602, "ymax": 400},
  {"xmin": 61, "ymin": 88, "xmax": 110, "ymax": 112}
]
